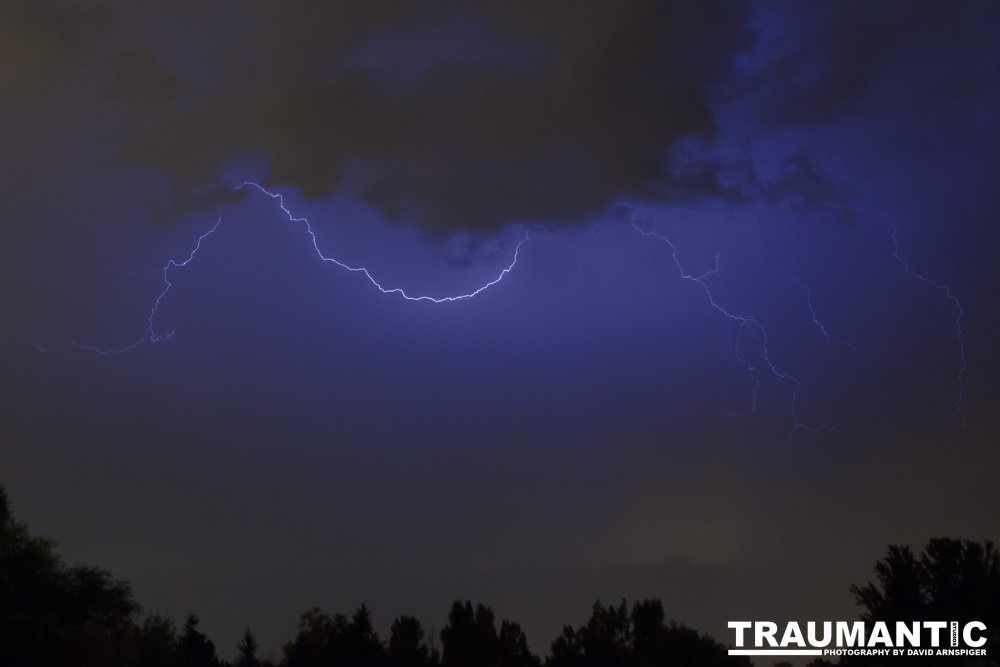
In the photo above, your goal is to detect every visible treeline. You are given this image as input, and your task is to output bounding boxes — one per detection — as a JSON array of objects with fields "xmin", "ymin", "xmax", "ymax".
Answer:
[
  {"xmin": 2, "ymin": 484, "xmax": 998, "ymax": 667},
  {"xmin": 0, "ymin": 484, "xmax": 745, "ymax": 667}
]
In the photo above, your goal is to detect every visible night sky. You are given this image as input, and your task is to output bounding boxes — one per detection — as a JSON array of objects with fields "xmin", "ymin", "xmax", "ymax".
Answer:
[{"xmin": 2, "ymin": 0, "xmax": 999, "ymax": 660}]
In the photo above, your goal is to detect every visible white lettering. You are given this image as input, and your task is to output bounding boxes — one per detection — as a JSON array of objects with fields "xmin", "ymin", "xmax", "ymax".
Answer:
[
  {"xmin": 836, "ymin": 622, "xmax": 864, "ymax": 647},
  {"xmin": 924, "ymin": 621, "xmax": 947, "ymax": 647},
  {"xmin": 780, "ymin": 622, "xmax": 806, "ymax": 647},
  {"xmin": 896, "ymin": 621, "xmax": 920, "ymax": 647},
  {"xmin": 808, "ymin": 621, "xmax": 832, "ymax": 647},
  {"xmin": 964, "ymin": 622, "xmax": 987, "ymax": 648},
  {"xmin": 868, "ymin": 622, "xmax": 892, "ymax": 647},
  {"xmin": 756, "ymin": 622, "xmax": 779, "ymax": 648}
]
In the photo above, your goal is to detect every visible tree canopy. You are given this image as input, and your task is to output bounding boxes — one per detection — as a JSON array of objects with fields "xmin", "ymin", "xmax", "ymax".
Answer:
[{"xmin": 3, "ymin": 485, "xmax": 998, "ymax": 667}]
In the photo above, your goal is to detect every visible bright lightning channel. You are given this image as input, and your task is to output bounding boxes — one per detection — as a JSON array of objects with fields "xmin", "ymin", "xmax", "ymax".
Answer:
[{"xmin": 68, "ymin": 182, "xmax": 529, "ymax": 355}]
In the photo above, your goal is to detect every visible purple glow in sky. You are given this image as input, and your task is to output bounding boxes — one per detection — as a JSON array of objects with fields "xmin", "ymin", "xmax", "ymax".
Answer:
[{"xmin": 2, "ymin": 1, "xmax": 998, "ymax": 661}]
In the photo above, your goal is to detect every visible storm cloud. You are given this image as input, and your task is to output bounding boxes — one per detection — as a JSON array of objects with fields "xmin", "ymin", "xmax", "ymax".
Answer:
[
  {"xmin": 116, "ymin": 0, "xmax": 751, "ymax": 233},
  {"xmin": 105, "ymin": 49, "xmax": 185, "ymax": 107},
  {"xmin": 0, "ymin": 0, "xmax": 110, "ymax": 107}
]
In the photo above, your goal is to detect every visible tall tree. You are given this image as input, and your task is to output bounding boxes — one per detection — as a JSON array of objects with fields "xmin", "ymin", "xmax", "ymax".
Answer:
[
  {"xmin": 497, "ymin": 620, "xmax": 539, "ymax": 667},
  {"xmin": 0, "ymin": 485, "xmax": 142, "ymax": 667},
  {"xmin": 176, "ymin": 615, "xmax": 219, "ymax": 667},
  {"xmin": 388, "ymin": 615, "xmax": 433, "ymax": 667},
  {"xmin": 441, "ymin": 601, "xmax": 499, "ymax": 667},
  {"xmin": 282, "ymin": 608, "xmax": 335, "ymax": 667},
  {"xmin": 848, "ymin": 538, "xmax": 1000, "ymax": 665},
  {"xmin": 546, "ymin": 598, "xmax": 749, "ymax": 667},
  {"xmin": 340, "ymin": 604, "xmax": 386, "ymax": 667},
  {"xmin": 575, "ymin": 599, "xmax": 631, "ymax": 667},
  {"xmin": 235, "ymin": 627, "xmax": 260, "ymax": 667},
  {"xmin": 630, "ymin": 599, "xmax": 667, "ymax": 667},
  {"xmin": 60, "ymin": 565, "xmax": 142, "ymax": 666},
  {"xmin": 135, "ymin": 614, "xmax": 180, "ymax": 667}
]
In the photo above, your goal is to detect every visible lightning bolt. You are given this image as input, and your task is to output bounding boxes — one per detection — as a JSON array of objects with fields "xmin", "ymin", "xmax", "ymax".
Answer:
[
  {"xmin": 241, "ymin": 183, "xmax": 529, "ymax": 302},
  {"xmin": 889, "ymin": 222, "xmax": 966, "ymax": 426},
  {"xmin": 52, "ymin": 184, "xmax": 966, "ymax": 432},
  {"xmin": 65, "ymin": 182, "xmax": 529, "ymax": 354},
  {"xmin": 71, "ymin": 218, "xmax": 222, "ymax": 355},
  {"xmin": 791, "ymin": 276, "xmax": 857, "ymax": 354},
  {"xmin": 633, "ymin": 217, "xmax": 832, "ymax": 437}
]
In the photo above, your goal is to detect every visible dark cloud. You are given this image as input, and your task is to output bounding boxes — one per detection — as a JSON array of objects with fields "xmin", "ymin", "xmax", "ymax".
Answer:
[
  {"xmin": 0, "ymin": 0, "xmax": 110, "ymax": 108},
  {"xmin": 740, "ymin": 4, "xmax": 899, "ymax": 127},
  {"xmin": 740, "ymin": 1, "xmax": 989, "ymax": 128},
  {"xmin": 764, "ymin": 152, "xmax": 855, "ymax": 223},
  {"xmin": 105, "ymin": 49, "xmax": 184, "ymax": 107},
  {"xmin": 117, "ymin": 0, "xmax": 751, "ymax": 234},
  {"xmin": 660, "ymin": 146, "xmax": 758, "ymax": 205},
  {"xmin": 140, "ymin": 182, "xmax": 249, "ymax": 228}
]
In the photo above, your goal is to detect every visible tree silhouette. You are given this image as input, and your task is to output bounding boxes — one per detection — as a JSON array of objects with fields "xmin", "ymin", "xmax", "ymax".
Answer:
[
  {"xmin": 60, "ymin": 565, "xmax": 140, "ymax": 666},
  {"xmin": 439, "ymin": 602, "xmax": 542, "ymax": 667},
  {"xmin": 340, "ymin": 604, "xmax": 386, "ymax": 667},
  {"xmin": 547, "ymin": 626, "xmax": 583, "ymax": 667},
  {"xmin": 547, "ymin": 598, "xmax": 749, "ymax": 667},
  {"xmin": 177, "ymin": 615, "xmax": 220, "ymax": 667},
  {"xmin": 388, "ymin": 615, "xmax": 434, "ymax": 667},
  {"xmin": 575, "ymin": 599, "xmax": 632, "ymax": 666},
  {"xmin": 136, "ymin": 615, "xmax": 181, "ymax": 667},
  {"xmin": 497, "ymin": 620, "xmax": 539, "ymax": 667},
  {"xmin": 441, "ymin": 601, "xmax": 500, "ymax": 667},
  {"xmin": 851, "ymin": 545, "xmax": 926, "ymax": 623},
  {"xmin": 657, "ymin": 621, "xmax": 746, "ymax": 667},
  {"xmin": 846, "ymin": 538, "xmax": 1000, "ymax": 665},
  {"xmin": 630, "ymin": 599, "xmax": 667, "ymax": 667},
  {"xmin": 281, "ymin": 605, "xmax": 388, "ymax": 667},
  {"xmin": 236, "ymin": 627, "xmax": 261, "ymax": 667},
  {"xmin": 0, "ymin": 485, "xmax": 141, "ymax": 667},
  {"xmin": 282, "ymin": 608, "xmax": 335, "ymax": 667},
  {"xmin": 11, "ymin": 485, "xmax": 1000, "ymax": 667}
]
